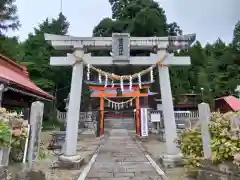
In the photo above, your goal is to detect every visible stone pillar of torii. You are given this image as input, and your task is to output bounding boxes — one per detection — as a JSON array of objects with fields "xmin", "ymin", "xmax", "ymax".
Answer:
[{"xmin": 45, "ymin": 33, "xmax": 195, "ymax": 166}]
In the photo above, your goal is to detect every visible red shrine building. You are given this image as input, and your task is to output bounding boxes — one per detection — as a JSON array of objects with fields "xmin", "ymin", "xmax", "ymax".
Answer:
[
  {"xmin": 0, "ymin": 54, "xmax": 54, "ymax": 109},
  {"xmin": 215, "ymin": 96, "xmax": 240, "ymax": 113}
]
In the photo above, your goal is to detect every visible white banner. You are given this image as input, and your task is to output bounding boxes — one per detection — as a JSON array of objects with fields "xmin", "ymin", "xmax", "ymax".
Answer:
[{"xmin": 140, "ymin": 108, "xmax": 148, "ymax": 137}]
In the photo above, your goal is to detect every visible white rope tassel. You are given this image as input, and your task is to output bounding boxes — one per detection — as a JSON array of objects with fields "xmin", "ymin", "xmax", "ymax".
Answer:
[
  {"xmin": 87, "ymin": 64, "xmax": 90, "ymax": 80},
  {"xmin": 150, "ymin": 67, "xmax": 154, "ymax": 82},
  {"xmin": 120, "ymin": 76, "xmax": 124, "ymax": 91},
  {"xmin": 103, "ymin": 97, "xmax": 136, "ymax": 110},
  {"xmin": 138, "ymin": 73, "xmax": 142, "ymax": 89},
  {"xmin": 98, "ymin": 73, "xmax": 102, "ymax": 83},
  {"xmin": 111, "ymin": 79, "xmax": 114, "ymax": 88},
  {"xmin": 104, "ymin": 74, "xmax": 108, "ymax": 87},
  {"xmin": 129, "ymin": 75, "xmax": 132, "ymax": 90}
]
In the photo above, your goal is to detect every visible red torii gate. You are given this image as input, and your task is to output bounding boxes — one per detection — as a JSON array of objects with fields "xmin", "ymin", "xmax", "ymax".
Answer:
[{"xmin": 87, "ymin": 81, "xmax": 151, "ymax": 136}]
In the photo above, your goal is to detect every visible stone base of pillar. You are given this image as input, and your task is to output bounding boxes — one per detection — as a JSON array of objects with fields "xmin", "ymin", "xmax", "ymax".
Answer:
[
  {"xmin": 0, "ymin": 166, "xmax": 7, "ymax": 180},
  {"xmin": 54, "ymin": 154, "xmax": 84, "ymax": 170},
  {"xmin": 135, "ymin": 135, "xmax": 148, "ymax": 141},
  {"xmin": 159, "ymin": 153, "xmax": 184, "ymax": 168}
]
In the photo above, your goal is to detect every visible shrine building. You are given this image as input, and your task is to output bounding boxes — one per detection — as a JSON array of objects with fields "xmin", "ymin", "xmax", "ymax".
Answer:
[{"xmin": 0, "ymin": 54, "xmax": 54, "ymax": 111}]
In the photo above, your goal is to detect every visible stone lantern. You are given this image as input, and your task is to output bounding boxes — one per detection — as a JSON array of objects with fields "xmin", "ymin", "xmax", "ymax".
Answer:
[{"xmin": 64, "ymin": 93, "xmax": 70, "ymax": 111}]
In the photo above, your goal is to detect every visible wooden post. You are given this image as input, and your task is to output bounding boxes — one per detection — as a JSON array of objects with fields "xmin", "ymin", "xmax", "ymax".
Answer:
[
  {"xmin": 100, "ymin": 96, "xmax": 104, "ymax": 136},
  {"xmin": 0, "ymin": 84, "xmax": 4, "ymax": 108},
  {"xmin": 23, "ymin": 108, "xmax": 30, "ymax": 121}
]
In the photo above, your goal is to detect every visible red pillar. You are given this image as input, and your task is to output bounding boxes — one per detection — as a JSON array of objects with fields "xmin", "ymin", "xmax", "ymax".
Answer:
[
  {"xmin": 135, "ymin": 96, "xmax": 141, "ymax": 136},
  {"xmin": 100, "ymin": 96, "xmax": 104, "ymax": 136}
]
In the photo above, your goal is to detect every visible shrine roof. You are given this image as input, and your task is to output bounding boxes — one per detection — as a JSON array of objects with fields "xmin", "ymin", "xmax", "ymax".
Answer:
[
  {"xmin": 215, "ymin": 96, "xmax": 240, "ymax": 111},
  {"xmin": 0, "ymin": 54, "xmax": 54, "ymax": 100},
  {"xmin": 85, "ymin": 80, "xmax": 153, "ymax": 86}
]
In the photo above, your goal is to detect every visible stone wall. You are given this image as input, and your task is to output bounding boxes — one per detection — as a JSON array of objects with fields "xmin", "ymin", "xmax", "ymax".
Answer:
[
  {"xmin": 83, "ymin": 120, "xmax": 97, "ymax": 129},
  {"xmin": 197, "ymin": 160, "xmax": 240, "ymax": 180},
  {"xmin": 78, "ymin": 112, "xmax": 97, "ymax": 130}
]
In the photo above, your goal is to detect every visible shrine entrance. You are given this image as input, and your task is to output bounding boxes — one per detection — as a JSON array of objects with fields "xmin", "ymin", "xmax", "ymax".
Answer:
[
  {"xmin": 45, "ymin": 32, "xmax": 195, "ymax": 165},
  {"xmin": 104, "ymin": 108, "xmax": 136, "ymax": 131},
  {"xmin": 104, "ymin": 111, "xmax": 136, "ymax": 131},
  {"xmin": 87, "ymin": 81, "xmax": 151, "ymax": 136}
]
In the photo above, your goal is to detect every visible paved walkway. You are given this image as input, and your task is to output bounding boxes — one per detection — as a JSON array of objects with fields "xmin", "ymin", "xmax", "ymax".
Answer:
[{"xmin": 84, "ymin": 129, "xmax": 165, "ymax": 180}]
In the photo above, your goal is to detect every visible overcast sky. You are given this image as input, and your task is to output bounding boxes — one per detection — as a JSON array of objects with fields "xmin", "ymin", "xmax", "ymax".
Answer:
[{"xmin": 7, "ymin": 0, "xmax": 240, "ymax": 45}]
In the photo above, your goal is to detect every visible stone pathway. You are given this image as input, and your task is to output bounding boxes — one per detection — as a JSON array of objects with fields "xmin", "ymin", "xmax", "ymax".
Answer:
[
  {"xmin": 136, "ymin": 134, "xmax": 186, "ymax": 180},
  {"xmin": 84, "ymin": 129, "xmax": 166, "ymax": 180}
]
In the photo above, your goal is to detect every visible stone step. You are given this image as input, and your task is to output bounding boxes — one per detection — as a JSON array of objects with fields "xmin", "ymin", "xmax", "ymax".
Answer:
[{"xmin": 104, "ymin": 118, "xmax": 136, "ymax": 130}]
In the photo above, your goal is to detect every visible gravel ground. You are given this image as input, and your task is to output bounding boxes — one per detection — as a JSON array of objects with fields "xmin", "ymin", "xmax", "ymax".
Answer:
[{"xmin": 7, "ymin": 131, "xmax": 105, "ymax": 180}]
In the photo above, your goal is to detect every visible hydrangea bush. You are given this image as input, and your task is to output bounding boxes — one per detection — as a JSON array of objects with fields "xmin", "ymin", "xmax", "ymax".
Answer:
[
  {"xmin": 176, "ymin": 111, "xmax": 240, "ymax": 175},
  {"xmin": 0, "ymin": 108, "xmax": 28, "ymax": 162},
  {"xmin": 0, "ymin": 108, "xmax": 47, "ymax": 162}
]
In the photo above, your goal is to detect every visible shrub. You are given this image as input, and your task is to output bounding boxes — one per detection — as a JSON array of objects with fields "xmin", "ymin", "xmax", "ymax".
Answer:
[
  {"xmin": 176, "ymin": 111, "xmax": 240, "ymax": 174},
  {"xmin": 0, "ymin": 123, "xmax": 11, "ymax": 148},
  {"xmin": 42, "ymin": 114, "xmax": 61, "ymax": 130},
  {"xmin": 209, "ymin": 112, "xmax": 240, "ymax": 163},
  {"xmin": 0, "ymin": 108, "xmax": 47, "ymax": 162}
]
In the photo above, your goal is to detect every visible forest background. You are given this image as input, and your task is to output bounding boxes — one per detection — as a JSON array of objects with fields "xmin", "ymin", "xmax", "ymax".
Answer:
[{"xmin": 0, "ymin": 0, "xmax": 239, "ymax": 113}]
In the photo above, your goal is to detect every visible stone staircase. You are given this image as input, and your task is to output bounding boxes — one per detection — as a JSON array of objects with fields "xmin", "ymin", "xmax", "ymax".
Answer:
[{"xmin": 104, "ymin": 117, "xmax": 136, "ymax": 130}]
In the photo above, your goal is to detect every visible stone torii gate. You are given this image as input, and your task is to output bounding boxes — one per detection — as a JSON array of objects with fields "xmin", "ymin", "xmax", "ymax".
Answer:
[{"xmin": 45, "ymin": 33, "xmax": 195, "ymax": 166}]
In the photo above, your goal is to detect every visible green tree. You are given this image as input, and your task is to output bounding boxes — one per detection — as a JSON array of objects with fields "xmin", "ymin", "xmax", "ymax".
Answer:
[
  {"xmin": 0, "ymin": 0, "xmax": 20, "ymax": 35},
  {"xmin": 93, "ymin": 0, "xmax": 184, "ymax": 96},
  {"xmin": 0, "ymin": 36, "xmax": 23, "ymax": 61},
  {"xmin": 94, "ymin": 0, "xmax": 170, "ymax": 37},
  {"xmin": 21, "ymin": 13, "xmax": 70, "ymax": 91},
  {"xmin": 197, "ymin": 68, "xmax": 212, "ymax": 103},
  {"xmin": 187, "ymin": 41, "xmax": 208, "ymax": 89},
  {"xmin": 0, "ymin": 0, "xmax": 22, "ymax": 61},
  {"xmin": 227, "ymin": 21, "xmax": 240, "ymax": 94},
  {"xmin": 167, "ymin": 22, "xmax": 182, "ymax": 36},
  {"xmin": 19, "ymin": 13, "xmax": 71, "ymax": 111},
  {"xmin": 2, "ymin": 0, "xmax": 237, "ymax": 111},
  {"xmin": 232, "ymin": 21, "xmax": 240, "ymax": 53},
  {"xmin": 204, "ymin": 37, "xmax": 239, "ymax": 98}
]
